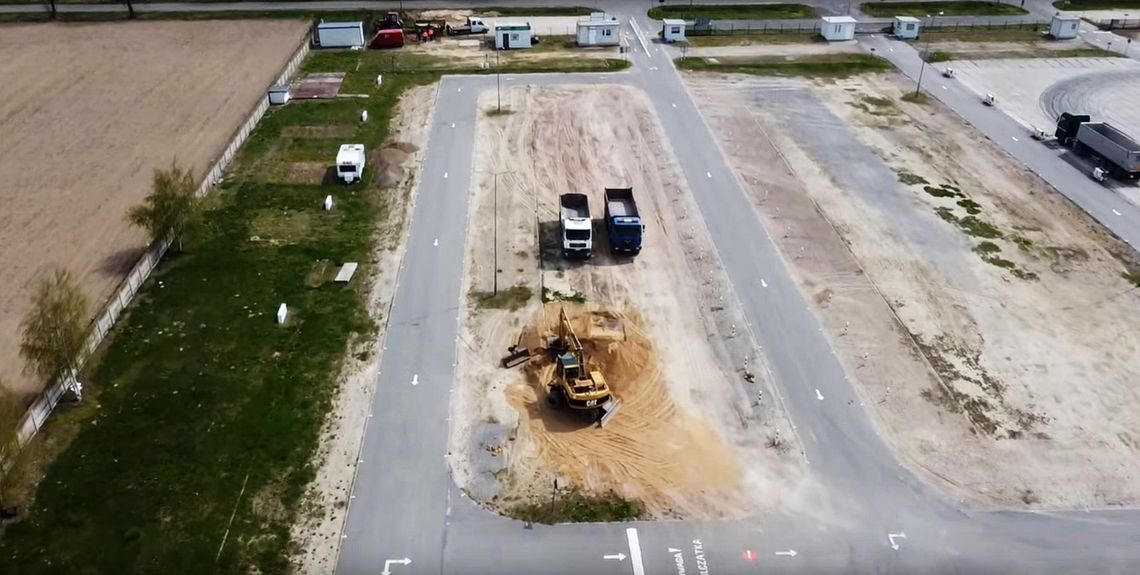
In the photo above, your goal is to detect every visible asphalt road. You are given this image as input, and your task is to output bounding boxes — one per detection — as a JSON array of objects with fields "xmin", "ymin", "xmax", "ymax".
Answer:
[{"xmin": 335, "ymin": 9, "xmax": 1140, "ymax": 575}]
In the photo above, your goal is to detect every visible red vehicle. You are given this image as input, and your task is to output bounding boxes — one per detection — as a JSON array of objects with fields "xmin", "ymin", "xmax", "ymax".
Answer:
[{"xmin": 370, "ymin": 28, "xmax": 405, "ymax": 49}]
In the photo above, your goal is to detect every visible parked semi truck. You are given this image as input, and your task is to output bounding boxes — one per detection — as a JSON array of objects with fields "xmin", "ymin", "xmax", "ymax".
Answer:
[
  {"xmin": 560, "ymin": 193, "xmax": 593, "ymax": 258},
  {"xmin": 1055, "ymin": 113, "xmax": 1140, "ymax": 180},
  {"xmin": 603, "ymin": 188, "xmax": 644, "ymax": 255}
]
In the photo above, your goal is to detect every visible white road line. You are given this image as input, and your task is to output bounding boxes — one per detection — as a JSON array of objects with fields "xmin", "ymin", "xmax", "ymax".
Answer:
[
  {"xmin": 1011, "ymin": 136, "xmax": 1019, "ymax": 142},
  {"xmin": 706, "ymin": 171, "xmax": 712, "ymax": 178},
  {"xmin": 628, "ymin": 17, "xmax": 650, "ymax": 56},
  {"xmin": 450, "ymin": 123, "xmax": 455, "ymax": 128},
  {"xmin": 625, "ymin": 528, "xmax": 646, "ymax": 575},
  {"xmin": 760, "ymin": 279, "xmax": 768, "ymax": 288},
  {"xmin": 815, "ymin": 389, "xmax": 824, "ymax": 401},
  {"xmin": 444, "ymin": 172, "xmax": 449, "ymax": 179},
  {"xmin": 672, "ymin": 103, "xmax": 677, "ymax": 108},
  {"xmin": 433, "ymin": 238, "xmax": 439, "ymax": 246},
  {"xmin": 1113, "ymin": 209, "xmax": 1122, "ymax": 216},
  {"xmin": 412, "ymin": 374, "xmax": 419, "ymax": 386}
]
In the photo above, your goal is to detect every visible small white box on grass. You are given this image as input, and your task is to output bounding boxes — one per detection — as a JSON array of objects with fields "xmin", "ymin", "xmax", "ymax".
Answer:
[
  {"xmin": 277, "ymin": 303, "xmax": 288, "ymax": 325},
  {"xmin": 324, "ymin": 195, "xmax": 334, "ymax": 211}
]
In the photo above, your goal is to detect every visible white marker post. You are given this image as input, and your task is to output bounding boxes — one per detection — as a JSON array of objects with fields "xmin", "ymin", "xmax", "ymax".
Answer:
[
  {"xmin": 324, "ymin": 195, "xmax": 333, "ymax": 211},
  {"xmin": 412, "ymin": 374, "xmax": 419, "ymax": 386},
  {"xmin": 276, "ymin": 303, "xmax": 288, "ymax": 325}
]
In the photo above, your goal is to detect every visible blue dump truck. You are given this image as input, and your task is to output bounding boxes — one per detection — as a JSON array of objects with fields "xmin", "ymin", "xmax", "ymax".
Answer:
[{"xmin": 604, "ymin": 188, "xmax": 644, "ymax": 255}]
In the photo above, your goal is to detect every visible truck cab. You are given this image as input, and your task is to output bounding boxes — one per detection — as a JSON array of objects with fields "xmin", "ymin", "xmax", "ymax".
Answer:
[{"xmin": 336, "ymin": 144, "xmax": 366, "ymax": 184}]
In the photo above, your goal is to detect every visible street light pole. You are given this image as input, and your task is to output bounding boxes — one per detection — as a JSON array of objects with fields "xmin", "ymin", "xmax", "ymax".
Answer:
[
  {"xmin": 914, "ymin": 11, "xmax": 942, "ymax": 97},
  {"xmin": 496, "ymin": 50, "xmax": 502, "ymax": 113},
  {"xmin": 493, "ymin": 173, "xmax": 499, "ymax": 295}
]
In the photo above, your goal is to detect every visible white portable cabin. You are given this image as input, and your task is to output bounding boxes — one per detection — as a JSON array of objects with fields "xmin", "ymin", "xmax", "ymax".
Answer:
[
  {"xmin": 1049, "ymin": 14, "xmax": 1080, "ymax": 39},
  {"xmin": 267, "ymin": 85, "xmax": 290, "ymax": 105},
  {"xmin": 662, "ymin": 18, "xmax": 686, "ymax": 43},
  {"xmin": 821, "ymin": 16, "xmax": 857, "ymax": 42},
  {"xmin": 336, "ymin": 144, "xmax": 366, "ymax": 184},
  {"xmin": 494, "ymin": 22, "xmax": 533, "ymax": 50},
  {"xmin": 316, "ymin": 21, "xmax": 365, "ymax": 48},
  {"xmin": 893, "ymin": 16, "xmax": 920, "ymax": 40},
  {"xmin": 577, "ymin": 13, "xmax": 621, "ymax": 46}
]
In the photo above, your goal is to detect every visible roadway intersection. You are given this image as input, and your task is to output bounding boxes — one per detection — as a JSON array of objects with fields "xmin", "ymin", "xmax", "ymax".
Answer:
[{"xmin": 335, "ymin": 8, "xmax": 1140, "ymax": 575}]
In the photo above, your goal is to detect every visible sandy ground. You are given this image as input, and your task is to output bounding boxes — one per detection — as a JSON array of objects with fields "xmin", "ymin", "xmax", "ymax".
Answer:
[
  {"xmin": 0, "ymin": 21, "xmax": 309, "ymax": 397},
  {"xmin": 685, "ymin": 72, "xmax": 1140, "ymax": 509},
  {"xmin": 289, "ymin": 83, "xmax": 436, "ymax": 573},
  {"xmin": 447, "ymin": 85, "xmax": 805, "ymax": 520}
]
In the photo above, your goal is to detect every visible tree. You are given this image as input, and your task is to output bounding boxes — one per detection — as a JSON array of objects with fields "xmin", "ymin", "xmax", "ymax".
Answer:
[
  {"xmin": 128, "ymin": 160, "xmax": 200, "ymax": 253},
  {"xmin": 19, "ymin": 268, "xmax": 89, "ymax": 402}
]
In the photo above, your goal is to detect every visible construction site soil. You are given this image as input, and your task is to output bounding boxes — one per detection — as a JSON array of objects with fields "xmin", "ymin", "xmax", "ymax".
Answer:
[
  {"xmin": 685, "ymin": 71, "xmax": 1140, "ymax": 509},
  {"xmin": 0, "ymin": 21, "xmax": 309, "ymax": 397},
  {"xmin": 448, "ymin": 85, "xmax": 806, "ymax": 520}
]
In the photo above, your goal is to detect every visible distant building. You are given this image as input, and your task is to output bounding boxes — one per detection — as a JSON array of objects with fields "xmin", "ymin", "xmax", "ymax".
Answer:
[
  {"xmin": 578, "ymin": 13, "xmax": 621, "ymax": 47},
  {"xmin": 894, "ymin": 16, "xmax": 921, "ymax": 40},
  {"xmin": 662, "ymin": 18, "xmax": 687, "ymax": 43},
  {"xmin": 494, "ymin": 22, "xmax": 533, "ymax": 50},
  {"xmin": 1049, "ymin": 14, "xmax": 1080, "ymax": 40},
  {"xmin": 821, "ymin": 16, "xmax": 857, "ymax": 42}
]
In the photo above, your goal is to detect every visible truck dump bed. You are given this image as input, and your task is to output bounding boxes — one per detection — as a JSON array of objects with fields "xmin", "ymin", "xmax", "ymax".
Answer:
[
  {"xmin": 560, "ymin": 193, "xmax": 591, "ymax": 220},
  {"xmin": 1077, "ymin": 122, "xmax": 1140, "ymax": 174},
  {"xmin": 604, "ymin": 188, "xmax": 638, "ymax": 218}
]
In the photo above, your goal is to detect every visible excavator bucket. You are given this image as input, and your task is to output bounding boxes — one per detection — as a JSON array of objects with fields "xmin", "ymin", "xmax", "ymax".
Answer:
[
  {"xmin": 501, "ymin": 346, "xmax": 532, "ymax": 368},
  {"xmin": 598, "ymin": 398, "xmax": 623, "ymax": 428}
]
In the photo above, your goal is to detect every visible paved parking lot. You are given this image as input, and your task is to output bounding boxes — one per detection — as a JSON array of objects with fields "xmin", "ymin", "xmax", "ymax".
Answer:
[{"xmin": 952, "ymin": 57, "xmax": 1140, "ymax": 137}]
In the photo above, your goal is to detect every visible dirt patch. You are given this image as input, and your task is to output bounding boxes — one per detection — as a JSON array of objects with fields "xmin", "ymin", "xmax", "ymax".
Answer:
[
  {"xmin": 448, "ymin": 85, "xmax": 805, "ymax": 521},
  {"xmin": 685, "ymin": 71, "xmax": 1140, "ymax": 509},
  {"xmin": 503, "ymin": 305, "xmax": 746, "ymax": 517},
  {"xmin": 372, "ymin": 142, "xmax": 419, "ymax": 188},
  {"xmin": 289, "ymin": 83, "xmax": 437, "ymax": 574},
  {"xmin": 283, "ymin": 162, "xmax": 330, "ymax": 185},
  {"xmin": 0, "ymin": 21, "xmax": 309, "ymax": 398}
]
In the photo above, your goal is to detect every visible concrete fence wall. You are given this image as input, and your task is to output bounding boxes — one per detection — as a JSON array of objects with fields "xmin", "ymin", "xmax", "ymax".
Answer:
[{"xmin": 3, "ymin": 37, "xmax": 311, "ymax": 470}]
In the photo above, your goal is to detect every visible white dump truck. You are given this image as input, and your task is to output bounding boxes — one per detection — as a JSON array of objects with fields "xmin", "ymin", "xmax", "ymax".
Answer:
[
  {"xmin": 336, "ymin": 144, "xmax": 365, "ymax": 183},
  {"xmin": 560, "ymin": 193, "xmax": 593, "ymax": 258}
]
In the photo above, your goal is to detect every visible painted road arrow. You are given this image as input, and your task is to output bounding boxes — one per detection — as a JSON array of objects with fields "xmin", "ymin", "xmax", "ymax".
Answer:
[
  {"xmin": 381, "ymin": 558, "xmax": 411, "ymax": 575},
  {"xmin": 603, "ymin": 553, "xmax": 627, "ymax": 561},
  {"xmin": 775, "ymin": 549, "xmax": 798, "ymax": 557}
]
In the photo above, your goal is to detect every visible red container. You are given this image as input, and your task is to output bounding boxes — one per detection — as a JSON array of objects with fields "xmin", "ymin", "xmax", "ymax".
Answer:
[{"xmin": 370, "ymin": 29, "xmax": 405, "ymax": 49}]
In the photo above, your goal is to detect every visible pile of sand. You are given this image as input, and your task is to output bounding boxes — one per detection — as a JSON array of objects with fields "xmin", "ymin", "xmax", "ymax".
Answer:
[{"xmin": 505, "ymin": 304, "xmax": 747, "ymax": 519}]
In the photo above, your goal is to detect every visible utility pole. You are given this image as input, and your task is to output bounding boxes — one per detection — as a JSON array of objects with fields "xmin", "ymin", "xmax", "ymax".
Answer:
[
  {"xmin": 914, "ymin": 11, "xmax": 943, "ymax": 97},
  {"xmin": 493, "ymin": 173, "xmax": 499, "ymax": 295},
  {"xmin": 548, "ymin": 478, "xmax": 559, "ymax": 519},
  {"xmin": 496, "ymin": 50, "xmax": 502, "ymax": 113}
]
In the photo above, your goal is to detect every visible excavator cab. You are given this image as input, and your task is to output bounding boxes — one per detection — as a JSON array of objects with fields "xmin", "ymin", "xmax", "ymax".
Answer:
[{"xmin": 546, "ymin": 308, "xmax": 621, "ymax": 425}]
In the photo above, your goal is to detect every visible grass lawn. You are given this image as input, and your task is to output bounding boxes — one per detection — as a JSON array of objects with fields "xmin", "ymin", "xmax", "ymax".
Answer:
[
  {"xmin": 925, "ymin": 45, "xmax": 1121, "ymax": 60},
  {"xmin": 860, "ymin": 1, "xmax": 1029, "ymax": 17},
  {"xmin": 649, "ymin": 3, "xmax": 816, "ymax": 20},
  {"xmin": 677, "ymin": 53, "xmax": 892, "ymax": 77},
  {"xmin": 918, "ymin": 28, "xmax": 1046, "ymax": 42},
  {"xmin": 0, "ymin": 48, "xmax": 626, "ymax": 573},
  {"xmin": 1053, "ymin": 0, "xmax": 1140, "ymax": 8}
]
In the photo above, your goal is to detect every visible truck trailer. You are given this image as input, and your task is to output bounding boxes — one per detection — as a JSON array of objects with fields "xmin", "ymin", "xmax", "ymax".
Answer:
[
  {"xmin": 560, "ymin": 193, "xmax": 593, "ymax": 258},
  {"xmin": 1055, "ymin": 113, "xmax": 1140, "ymax": 180},
  {"xmin": 603, "ymin": 188, "xmax": 644, "ymax": 255}
]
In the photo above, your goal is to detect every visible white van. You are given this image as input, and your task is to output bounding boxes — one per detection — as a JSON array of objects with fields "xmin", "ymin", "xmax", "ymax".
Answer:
[{"xmin": 336, "ymin": 144, "xmax": 366, "ymax": 183}]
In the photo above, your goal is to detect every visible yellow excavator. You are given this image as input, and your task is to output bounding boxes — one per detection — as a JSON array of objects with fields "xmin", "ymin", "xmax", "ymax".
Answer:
[{"xmin": 546, "ymin": 307, "xmax": 622, "ymax": 425}]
